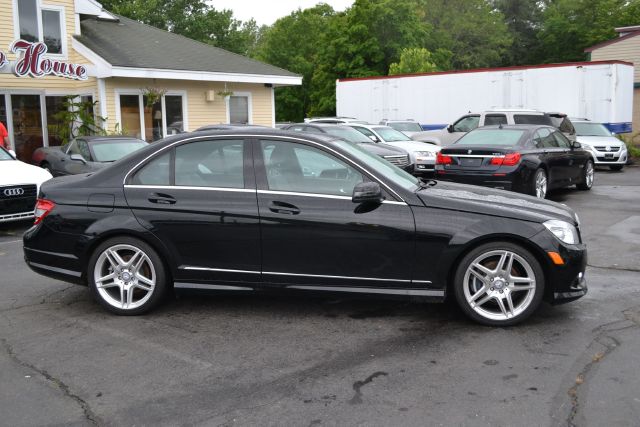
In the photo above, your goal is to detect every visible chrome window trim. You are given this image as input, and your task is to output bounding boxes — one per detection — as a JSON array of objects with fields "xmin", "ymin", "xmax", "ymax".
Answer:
[
  {"xmin": 286, "ymin": 285, "xmax": 442, "ymax": 297},
  {"xmin": 174, "ymin": 282, "xmax": 254, "ymax": 291},
  {"xmin": 122, "ymin": 134, "xmax": 406, "ymax": 203},
  {"xmin": 125, "ymin": 184, "xmax": 255, "ymax": 193},
  {"xmin": 257, "ymin": 189, "xmax": 351, "ymax": 201},
  {"xmin": 180, "ymin": 266, "xmax": 261, "ymax": 274}
]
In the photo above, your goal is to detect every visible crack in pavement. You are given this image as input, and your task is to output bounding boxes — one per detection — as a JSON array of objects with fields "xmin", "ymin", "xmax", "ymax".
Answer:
[
  {"xmin": 561, "ymin": 306, "xmax": 640, "ymax": 427},
  {"xmin": 349, "ymin": 371, "xmax": 388, "ymax": 404},
  {"xmin": 1, "ymin": 338, "xmax": 100, "ymax": 426}
]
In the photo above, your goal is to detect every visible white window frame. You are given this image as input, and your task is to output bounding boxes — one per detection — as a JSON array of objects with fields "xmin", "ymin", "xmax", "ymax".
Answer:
[
  {"xmin": 226, "ymin": 92, "xmax": 252, "ymax": 125},
  {"xmin": 115, "ymin": 89, "xmax": 188, "ymax": 140},
  {"xmin": 12, "ymin": 0, "xmax": 68, "ymax": 59}
]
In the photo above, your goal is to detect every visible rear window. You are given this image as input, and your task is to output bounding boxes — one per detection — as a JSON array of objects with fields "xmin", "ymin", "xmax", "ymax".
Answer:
[
  {"xmin": 456, "ymin": 129, "xmax": 525, "ymax": 146},
  {"xmin": 513, "ymin": 114, "xmax": 553, "ymax": 125}
]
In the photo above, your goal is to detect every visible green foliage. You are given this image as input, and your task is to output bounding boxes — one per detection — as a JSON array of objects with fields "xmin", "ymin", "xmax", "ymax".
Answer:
[
  {"xmin": 623, "ymin": 134, "xmax": 640, "ymax": 158},
  {"xmin": 389, "ymin": 48, "xmax": 445, "ymax": 75},
  {"xmin": 48, "ymin": 97, "xmax": 106, "ymax": 146}
]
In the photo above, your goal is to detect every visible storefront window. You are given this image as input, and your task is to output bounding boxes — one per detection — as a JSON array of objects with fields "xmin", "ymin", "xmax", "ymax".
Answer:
[
  {"xmin": 165, "ymin": 96, "xmax": 184, "ymax": 135},
  {"xmin": 46, "ymin": 96, "xmax": 69, "ymax": 146},
  {"xmin": 42, "ymin": 10, "xmax": 62, "ymax": 54},
  {"xmin": 119, "ymin": 95, "xmax": 142, "ymax": 139},
  {"xmin": 143, "ymin": 96, "xmax": 163, "ymax": 143},
  {"xmin": 229, "ymin": 96, "xmax": 249, "ymax": 124},
  {"xmin": 12, "ymin": 95, "xmax": 43, "ymax": 163},
  {"xmin": 18, "ymin": 0, "xmax": 39, "ymax": 43}
]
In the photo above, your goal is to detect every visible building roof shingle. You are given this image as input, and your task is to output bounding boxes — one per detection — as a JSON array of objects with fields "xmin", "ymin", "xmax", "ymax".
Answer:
[{"xmin": 74, "ymin": 15, "xmax": 299, "ymax": 78}]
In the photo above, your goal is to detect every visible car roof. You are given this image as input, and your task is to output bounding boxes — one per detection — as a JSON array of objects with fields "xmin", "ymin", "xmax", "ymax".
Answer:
[
  {"xmin": 484, "ymin": 109, "xmax": 543, "ymax": 114},
  {"xmin": 185, "ymin": 127, "xmax": 340, "ymax": 143},
  {"xmin": 288, "ymin": 123, "xmax": 347, "ymax": 130},
  {"xmin": 79, "ymin": 136, "xmax": 145, "ymax": 142},
  {"xmin": 479, "ymin": 124, "xmax": 553, "ymax": 130}
]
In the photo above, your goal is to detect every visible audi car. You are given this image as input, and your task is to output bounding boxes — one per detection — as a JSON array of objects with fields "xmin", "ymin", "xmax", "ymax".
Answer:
[
  {"xmin": 0, "ymin": 146, "xmax": 52, "ymax": 223},
  {"xmin": 24, "ymin": 129, "xmax": 587, "ymax": 326},
  {"xmin": 435, "ymin": 125, "xmax": 593, "ymax": 199}
]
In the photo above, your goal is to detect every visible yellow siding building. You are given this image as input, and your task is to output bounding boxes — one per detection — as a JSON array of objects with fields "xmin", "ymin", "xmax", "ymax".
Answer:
[{"xmin": 0, "ymin": 0, "xmax": 301, "ymax": 162}]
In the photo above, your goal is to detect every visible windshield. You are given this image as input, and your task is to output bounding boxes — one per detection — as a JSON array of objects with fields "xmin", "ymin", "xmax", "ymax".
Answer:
[
  {"xmin": 333, "ymin": 140, "xmax": 419, "ymax": 192},
  {"xmin": 456, "ymin": 129, "xmax": 525, "ymax": 146},
  {"xmin": 388, "ymin": 122, "xmax": 423, "ymax": 132},
  {"xmin": 324, "ymin": 127, "xmax": 372, "ymax": 143},
  {"xmin": 0, "ymin": 147, "xmax": 14, "ymax": 161},
  {"xmin": 91, "ymin": 140, "xmax": 148, "ymax": 162},
  {"xmin": 573, "ymin": 122, "xmax": 612, "ymax": 137},
  {"xmin": 375, "ymin": 127, "xmax": 412, "ymax": 142}
]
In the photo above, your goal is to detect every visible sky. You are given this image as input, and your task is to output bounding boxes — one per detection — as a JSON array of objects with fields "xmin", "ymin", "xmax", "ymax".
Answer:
[{"xmin": 207, "ymin": 0, "xmax": 355, "ymax": 26}]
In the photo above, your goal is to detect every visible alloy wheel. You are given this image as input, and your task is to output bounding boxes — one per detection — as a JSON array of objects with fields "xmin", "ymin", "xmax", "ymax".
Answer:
[
  {"xmin": 535, "ymin": 170, "xmax": 547, "ymax": 199},
  {"xmin": 585, "ymin": 161, "xmax": 594, "ymax": 188},
  {"xmin": 93, "ymin": 244, "xmax": 156, "ymax": 310},
  {"xmin": 463, "ymin": 250, "xmax": 537, "ymax": 322}
]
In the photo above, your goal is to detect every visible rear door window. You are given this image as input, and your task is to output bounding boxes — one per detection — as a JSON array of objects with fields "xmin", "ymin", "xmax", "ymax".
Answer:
[
  {"xmin": 552, "ymin": 131, "xmax": 571, "ymax": 149},
  {"xmin": 514, "ymin": 114, "xmax": 553, "ymax": 125},
  {"xmin": 484, "ymin": 114, "xmax": 507, "ymax": 126},
  {"xmin": 131, "ymin": 152, "xmax": 171, "ymax": 185}
]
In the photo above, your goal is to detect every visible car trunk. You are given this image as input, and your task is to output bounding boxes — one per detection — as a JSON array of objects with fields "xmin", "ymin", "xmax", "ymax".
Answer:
[{"xmin": 440, "ymin": 146, "xmax": 513, "ymax": 172}]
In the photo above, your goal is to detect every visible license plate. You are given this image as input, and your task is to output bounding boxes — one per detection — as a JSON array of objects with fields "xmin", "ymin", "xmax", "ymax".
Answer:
[
  {"xmin": 605, "ymin": 153, "xmax": 614, "ymax": 159},
  {"xmin": 459, "ymin": 158, "xmax": 482, "ymax": 167}
]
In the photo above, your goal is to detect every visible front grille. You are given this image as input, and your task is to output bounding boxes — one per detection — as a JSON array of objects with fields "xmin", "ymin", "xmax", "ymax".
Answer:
[
  {"xmin": 595, "ymin": 157, "xmax": 619, "ymax": 162},
  {"xmin": 382, "ymin": 154, "xmax": 410, "ymax": 167},
  {"xmin": 0, "ymin": 184, "xmax": 37, "ymax": 216},
  {"xmin": 594, "ymin": 146, "xmax": 621, "ymax": 152}
]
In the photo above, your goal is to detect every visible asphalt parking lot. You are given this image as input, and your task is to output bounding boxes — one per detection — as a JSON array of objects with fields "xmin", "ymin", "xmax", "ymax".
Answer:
[{"xmin": 1, "ymin": 166, "xmax": 639, "ymax": 427}]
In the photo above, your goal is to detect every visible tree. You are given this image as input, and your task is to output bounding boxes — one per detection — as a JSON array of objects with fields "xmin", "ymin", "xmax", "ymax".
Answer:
[
  {"xmin": 493, "ymin": 0, "xmax": 544, "ymax": 65},
  {"xmin": 389, "ymin": 47, "xmax": 449, "ymax": 75},
  {"xmin": 536, "ymin": 0, "xmax": 640, "ymax": 63},
  {"xmin": 419, "ymin": 0, "xmax": 513, "ymax": 69}
]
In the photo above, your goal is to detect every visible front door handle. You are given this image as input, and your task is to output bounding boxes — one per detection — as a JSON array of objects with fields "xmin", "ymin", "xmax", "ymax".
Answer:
[
  {"xmin": 269, "ymin": 201, "xmax": 300, "ymax": 215},
  {"xmin": 148, "ymin": 192, "xmax": 176, "ymax": 205}
]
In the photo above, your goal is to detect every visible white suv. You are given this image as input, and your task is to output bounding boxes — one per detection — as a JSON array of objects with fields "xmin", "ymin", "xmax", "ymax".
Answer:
[
  {"xmin": 573, "ymin": 120, "xmax": 628, "ymax": 171},
  {"xmin": 413, "ymin": 110, "xmax": 564, "ymax": 146}
]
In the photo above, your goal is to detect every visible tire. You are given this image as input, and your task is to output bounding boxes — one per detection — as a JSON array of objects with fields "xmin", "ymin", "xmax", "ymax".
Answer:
[
  {"xmin": 609, "ymin": 165, "xmax": 623, "ymax": 171},
  {"xmin": 529, "ymin": 168, "xmax": 547, "ymax": 199},
  {"xmin": 453, "ymin": 241, "xmax": 545, "ymax": 326},
  {"xmin": 576, "ymin": 160, "xmax": 594, "ymax": 190},
  {"xmin": 88, "ymin": 236, "xmax": 168, "ymax": 315}
]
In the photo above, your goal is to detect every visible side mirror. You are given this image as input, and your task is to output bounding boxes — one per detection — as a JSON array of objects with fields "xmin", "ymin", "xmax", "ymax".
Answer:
[
  {"xmin": 352, "ymin": 181, "xmax": 383, "ymax": 204},
  {"xmin": 368, "ymin": 135, "xmax": 380, "ymax": 143},
  {"xmin": 447, "ymin": 125, "xmax": 454, "ymax": 133},
  {"xmin": 70, "ymin": 153, "xmax": 86, "ymax": 163},
  {"xmin": 571, "ymin": 141, "xmax": 581, "ymax": 149}
]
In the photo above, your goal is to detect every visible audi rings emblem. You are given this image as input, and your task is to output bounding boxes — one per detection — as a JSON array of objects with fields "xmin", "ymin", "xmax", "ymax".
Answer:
[{"xmin": 3, "ymin": 188, "xmax": 24, "ymax": 197}]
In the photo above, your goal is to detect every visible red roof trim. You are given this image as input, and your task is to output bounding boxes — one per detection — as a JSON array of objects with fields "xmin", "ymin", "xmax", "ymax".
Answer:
[
  {"xmin": 584, "ymin": 31, "xmax": 640, "ymax": 52},
  {"xmin": 337, "ymin": 60, "xmax": 634, "ymax": 83}
]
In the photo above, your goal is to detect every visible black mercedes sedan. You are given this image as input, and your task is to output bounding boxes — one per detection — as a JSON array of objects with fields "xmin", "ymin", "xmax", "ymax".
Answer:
[
  {"xmin": 435, "ymin": 125, "xmax": 594, "ymax": 199},
  {"xmin": 24, "ymin": 129, "xmax": 587, "ymax": 326}
]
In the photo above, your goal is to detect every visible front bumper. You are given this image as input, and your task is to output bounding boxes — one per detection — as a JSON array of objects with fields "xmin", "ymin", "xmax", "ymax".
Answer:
[
  {"xmin": 585, "ymin": 148, "xmax": 628, "ymax": 165},
  {"xmin": 0, "ymin": 211, "xmax": 34, "ymax": 223}
]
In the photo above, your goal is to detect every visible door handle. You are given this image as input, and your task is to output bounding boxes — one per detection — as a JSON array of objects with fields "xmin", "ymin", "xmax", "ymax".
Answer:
[
  {"xmin": 148, "ymin": 192, "xmax": 176, "ymax": 205},
  {"xmin": 269, "ymin": 201, "xmax": 300, "ymax": 215}
]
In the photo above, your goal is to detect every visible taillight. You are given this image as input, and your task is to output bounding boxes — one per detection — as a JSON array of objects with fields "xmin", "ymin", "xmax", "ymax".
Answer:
[
  {"xmin": 34, "ymin": 199, "xmax": 55, "ymax": 225},
  {"xmin": 436, "ymin": 152, "xmax": 452, "ymax": 165},
  {"xmin": 490, "ymin": 152, "xmax": 521, "ymax": 166}
]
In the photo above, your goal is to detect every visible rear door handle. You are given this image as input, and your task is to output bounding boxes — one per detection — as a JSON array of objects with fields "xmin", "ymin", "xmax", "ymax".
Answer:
[
  {"xmin": 269, "ymin": 201, "xmax": 300, "ymax": 215},
  {"xmin": 148, "ymin": 192, "xmax": 176, "ymax": 205}
]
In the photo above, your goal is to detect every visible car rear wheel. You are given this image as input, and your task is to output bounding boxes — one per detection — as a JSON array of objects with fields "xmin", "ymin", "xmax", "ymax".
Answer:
[
  {"xmin": 88, "ymin": 237, "xmax": 168, "ymax": 315},
  {"xmin": 530, "ymin": 169, "xmax": 547, "ymax": 199},
  {"xmin": 609, "ymin": 165, "xmax": 623, "ymax": 171},
  {"xmin": 453, "ymin": 242, "xmax": 545, "ymax": 326},
  {"xmin": 576, "ymin": 160, "xmax": 594, "ymax": 190}
]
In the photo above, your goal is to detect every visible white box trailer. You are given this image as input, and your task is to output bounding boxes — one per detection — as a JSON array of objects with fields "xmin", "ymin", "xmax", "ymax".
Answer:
[{"xmin": 336, "ymin": 60, "xmax": 634, "ymax": 133}]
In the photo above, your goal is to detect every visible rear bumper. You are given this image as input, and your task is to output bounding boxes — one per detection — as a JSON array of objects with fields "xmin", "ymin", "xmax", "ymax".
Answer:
[{"xmin": 435, "ymin": 170, "xmax": 525, "ymax": 192}]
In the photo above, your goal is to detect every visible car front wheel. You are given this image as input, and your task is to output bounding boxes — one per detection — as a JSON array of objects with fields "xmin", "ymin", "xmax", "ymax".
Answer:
[
  {"xmin": 453, "ymin": 242, "xmax": 545, "ymax": 326},
  {"xmin": 576, "ymin": 160, "xmax": 594, "ymax": 190},
  {"xmin": 88, "ymin": 237, "xmax": 168, "ymax": 315},
  {"xmin": 530, "ymin": 168, "xmax": 547, "ymax": 199}
]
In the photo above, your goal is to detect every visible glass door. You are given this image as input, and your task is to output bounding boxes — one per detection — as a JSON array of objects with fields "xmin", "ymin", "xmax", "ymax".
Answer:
[{"xmin": 11, "ymin": 95, "xmax": 43, "ymax": 163}]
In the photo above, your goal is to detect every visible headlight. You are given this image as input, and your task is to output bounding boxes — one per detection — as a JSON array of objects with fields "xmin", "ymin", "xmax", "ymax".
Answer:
[
  {"xmin": 581, "ymin": 143, "xmax": 592, "ymax": 150},
  {"xmin": 543, "ymin": 220, "xmax": 579, "ymax": 245},
  {"xmin": 416, "ymin": 151, "xmax": 435, "ymax": 158}
]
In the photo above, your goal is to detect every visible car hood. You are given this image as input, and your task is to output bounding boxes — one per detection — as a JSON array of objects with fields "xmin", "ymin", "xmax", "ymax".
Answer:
[
  {"xmin": 416, "ymin": 181, "xmax": 578, "ymax": 224},
  {"xmin": 0, "ymin": 160, "xmax": 52, "ymax": 186},
  {"xmin": 358, "ymin": 142, "xmax": 407, "ymax": 156},
  {"xmin": 384, "ymin": 140, "xmax": 441, "ymax": 153},
  {"xmin": 576, "ymin": 135, "xmax": 624, "ymax": 146}
]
